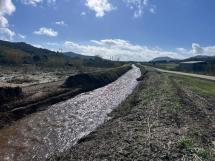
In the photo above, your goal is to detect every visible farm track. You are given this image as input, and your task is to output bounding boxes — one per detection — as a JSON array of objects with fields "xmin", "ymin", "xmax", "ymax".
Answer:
[{"xmin": 155, "ymin": 68, "xmax": 215, "ymax": 81}]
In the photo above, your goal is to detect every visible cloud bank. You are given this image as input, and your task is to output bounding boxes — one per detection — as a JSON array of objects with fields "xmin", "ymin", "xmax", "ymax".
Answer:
[
  {"xmin": 0, "ymin": 0, "xmax": 16, "ymax": 40},
  {"xmin": 64, "ymin": 39, "xmax": 215, "ymax": 61},
  {"xmin": 84, "ymin": 0, "xmax": 155, "ymax": 18},
  {"xmin": 64, "ymin": 39, "xmax": 183, "ymax": 61}
]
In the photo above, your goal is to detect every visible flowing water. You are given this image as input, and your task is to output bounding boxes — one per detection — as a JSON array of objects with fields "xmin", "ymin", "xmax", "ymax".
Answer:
[{"xmin": 0, "ymin": 66, "xmax": 141, "ymax": 161}]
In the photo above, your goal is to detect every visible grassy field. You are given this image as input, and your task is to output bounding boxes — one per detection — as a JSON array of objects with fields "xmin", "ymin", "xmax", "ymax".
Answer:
[
  {"xmin": 171, "ymin": 74, "xmax": 215, "ymax": 96},
  {"xmin": 154, "ymin": 63, "xmax": 179, "ymax": 70}
]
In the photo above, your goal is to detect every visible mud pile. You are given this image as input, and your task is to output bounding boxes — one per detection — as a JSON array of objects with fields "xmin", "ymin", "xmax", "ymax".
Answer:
[{"xmin": 64, "ymin": 65, "xmax": 132, "ymax": 90}]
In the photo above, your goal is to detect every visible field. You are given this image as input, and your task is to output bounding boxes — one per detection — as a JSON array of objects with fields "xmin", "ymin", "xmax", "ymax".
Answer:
[
  {"xmin": 50, "ymin": 66, "xmax": 215, "ymax": 161},
  {"xmin": 149, "ymin": 62, "xmax": 179, "ymax": 71},
  {"xmin": 145, "ymin": 61, "xmax": 215, "ymax": 76}
]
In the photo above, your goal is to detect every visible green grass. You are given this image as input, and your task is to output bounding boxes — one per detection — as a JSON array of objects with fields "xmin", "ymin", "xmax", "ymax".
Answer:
[
  {"xmin": 171, "ymin": 75, "xmax": 215, "ymax": 96},
  {"xmin": 156, "ymin": 63, "xmax": 179, "ymax": 70},
  {"xmin": 178, "ymin": 134, "xmax": 215, "ymax": 161},
  {"xmin": 178, "ymin": 137, "xmax": 193, "ymax": 150},
  {"xmin": 196, "ymin": 149, "xmax": 212, "ymax": 160}
]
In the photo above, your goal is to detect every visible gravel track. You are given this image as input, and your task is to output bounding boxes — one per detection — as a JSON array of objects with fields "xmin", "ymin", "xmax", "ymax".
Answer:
[{"xmin": 155, "ymin": 68, "xmax": 215, "ymax": 81}]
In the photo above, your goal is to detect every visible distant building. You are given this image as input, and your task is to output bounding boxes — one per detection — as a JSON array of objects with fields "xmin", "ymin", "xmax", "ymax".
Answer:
[{"xmin": 179, "ymin": 61, "xmax": 207, "ymax": 72}]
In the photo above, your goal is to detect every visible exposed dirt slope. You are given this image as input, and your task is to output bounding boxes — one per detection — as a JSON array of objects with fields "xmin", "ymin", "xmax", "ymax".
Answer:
[{"xmin": 49, "ymin": 67, "xmax": 215, "ymax": 161}]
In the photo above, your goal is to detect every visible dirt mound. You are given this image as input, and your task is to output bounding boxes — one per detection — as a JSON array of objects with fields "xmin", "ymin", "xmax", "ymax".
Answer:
[
  {"xmin": 0, "ymin": 87, "xmax": 22, "ymax": 108},
  {"xmin": 64, "ymin": 65, "xmax": 132, "ymax": 90}
]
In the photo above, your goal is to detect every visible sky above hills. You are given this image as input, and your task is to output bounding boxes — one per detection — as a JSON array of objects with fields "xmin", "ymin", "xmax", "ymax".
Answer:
[{"xmin": 0, "ymin": 0, "xmax": 215, "ymax": 61}]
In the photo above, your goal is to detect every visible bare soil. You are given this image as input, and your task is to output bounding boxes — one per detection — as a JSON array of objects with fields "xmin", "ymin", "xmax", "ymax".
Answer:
[{"xmin": 49, "ymin": 67, "xmax": 215, "ymax": 161}]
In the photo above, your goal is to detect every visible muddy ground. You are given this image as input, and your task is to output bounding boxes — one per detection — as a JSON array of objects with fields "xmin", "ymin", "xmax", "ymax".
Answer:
[{"xmin": 49, "ymin": 67, "xmax": 215, "ymax": 161}]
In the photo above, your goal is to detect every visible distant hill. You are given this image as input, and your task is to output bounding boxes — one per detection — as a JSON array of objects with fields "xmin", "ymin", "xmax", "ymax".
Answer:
[
  {"xmin": 0, "ymin": 40, "xmax": 122, "ymax": 68},
  {"xmin": 64, "ymin": 52, "xmax": 94, "ymax": 60},
  {"xmin": 183, "ymin": 55, "xmax": 215, "ymax": 62},
  {"xmin": 150, "ymin": 56, "xmax": 177, "ymax": 62},
  {"xmin": 0, "ymin": 40, "xmax": 72, "ymax": 67}
]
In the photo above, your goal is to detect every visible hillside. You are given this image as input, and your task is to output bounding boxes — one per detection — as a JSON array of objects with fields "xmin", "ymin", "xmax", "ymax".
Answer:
[
  {"xmin": 64, "ymin": 52, "xmax": 94, "ymax": 59},
  {"xmin": 0, "ymin": 40, "xmax": 71, "ymax": 67},
  {"xmin": 150, "ymin": 56, "xmax": 178, "ymax": 62},
  {"xmin": 183, "ymin": 55, "xmax": 215, "ymax": 62},
  {"xmin": 0, "ymin": 40, "xmax": 121, "ymax": 68}
]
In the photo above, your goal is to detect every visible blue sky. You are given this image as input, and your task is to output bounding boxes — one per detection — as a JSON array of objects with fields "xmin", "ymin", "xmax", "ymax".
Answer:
[{"xmin": 0, "ymin": 0, "xmax": 215, "ymax": 61}]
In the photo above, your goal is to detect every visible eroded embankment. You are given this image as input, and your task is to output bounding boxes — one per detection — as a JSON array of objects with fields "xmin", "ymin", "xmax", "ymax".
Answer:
[
  {"xmin": 49, "ymin": 66, "xmax": 215, "ymax": 161},
  {"xmin": 0, "ymin": 65, "xmax": 140, "ymax": 161},
  {"xmin": 0, "ymin": 65, "xmax": 131, "ymax": 128}
]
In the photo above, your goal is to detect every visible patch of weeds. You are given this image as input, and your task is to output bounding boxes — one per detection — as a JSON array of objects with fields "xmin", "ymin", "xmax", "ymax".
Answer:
[
  {"xmin": 141, "ymin": 92, "xmax": 155, "ymax": 106},
  {"xmin": 178, "ymin": 137, "xmax": 215, "ymax": 161},
  {"xmin": 178, "ymin": 137, "xmax": 193, "ymax": 150},
  {"xmin": 195, "ymin": 148, "xmax": 211, "ymax": 160},
  {"xmin": 164, "ymin": 76, "xmax": 182, "ymax": 114},
  {"xmin": 172, "ymin": 75, "xmax": 215, "ymax": 96},
  {"xmin": 188, "ymin": 128, "xmax": 203, "ymax": 140}
]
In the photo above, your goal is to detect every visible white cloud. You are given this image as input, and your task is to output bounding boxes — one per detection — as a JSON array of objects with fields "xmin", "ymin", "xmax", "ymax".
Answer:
[
  {"xmin": 20, "ymin": 0, "xmax": 56, "ymax": 6},
  {"xmin": 34, "ymin": 27, "xmax": 58, "ymax": 37},
  {"xmin": 0, "ymin": 16, "xmax": 8, "ymax": 27},
  {"xmin": 32, "ymin": 43, "xmax": 44, "ymax": 48},
  {"xmin": 204, "ymin": 45, "xmax": 215, "ymax": 56},
  {"xmin": 123, "ymin": 0, "xmax": 154, "ymax": 17},
  {"xmin": 64, "ymin": 39, "xmax": 183, "ymax": 61},
  {"xmin": 0, "ymin": 28, "xmax": 15, "ymax": 41},
  {"xmin": 55, "ymin": 20, "xmax": 66, "ymax": 26},
  {"xmin": 85, "ymin": 0, "xmax": 115, "ymax": 17},
  {"xmin": 18, "ymin": 33, "xmax": 26, "ymax": 39},
  {"xmin": 0, "ymin": 0, "xmax": 16, "ymax": 15},
  {"xmin": 0, "ymin": 0, "xmax": 16, "ymax": 40},
  {"xmin": 177, "ymin": 44, "xmax": 215, "ymax": 57},
  {"xmin": 192, "ymin": 43, "xmax": 204, "ymax": 54},
  {"xmin": 64, "ymin": 39, "xmax": 215, "ymax": 61},
  {"xmin": 149, "ymin": 6, "xmax": 156, "ymax": 14},
  {"xmin": 81, "ymin": 12, "xmax": 86, "ymax": 16},
  {"xmin": 20, "ymin": 0, "xmax": 43, "ymax": 6}
]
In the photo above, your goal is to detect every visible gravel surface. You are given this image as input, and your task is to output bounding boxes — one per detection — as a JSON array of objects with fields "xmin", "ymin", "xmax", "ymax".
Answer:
[
  {"xmin": 0, "ymin": 66, "xmax": 141, "ymax": 161},
  {"xmin": 155, "ymin": 68, "xmax": 215, "ymax": 81}
]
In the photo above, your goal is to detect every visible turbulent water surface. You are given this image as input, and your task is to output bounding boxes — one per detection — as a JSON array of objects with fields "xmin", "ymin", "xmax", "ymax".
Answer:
[{"xmin": 0, "ymin": 66, "xmax": 141, "ymax": 161}]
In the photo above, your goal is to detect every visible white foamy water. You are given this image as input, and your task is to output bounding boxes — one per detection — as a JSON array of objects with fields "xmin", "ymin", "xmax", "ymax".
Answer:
[{"xmin": 0, "ymin": 65, "xmax": 141, "ymax": 161}]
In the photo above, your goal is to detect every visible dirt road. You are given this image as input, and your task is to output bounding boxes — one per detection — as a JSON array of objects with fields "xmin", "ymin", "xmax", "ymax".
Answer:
[
  {"xmin": 155, "ymin": 68, "xmax": 215, "ymax": 81},
  {"xmin": 0, "ymin": 66, "xmax": 141, "ymax": 161}
]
